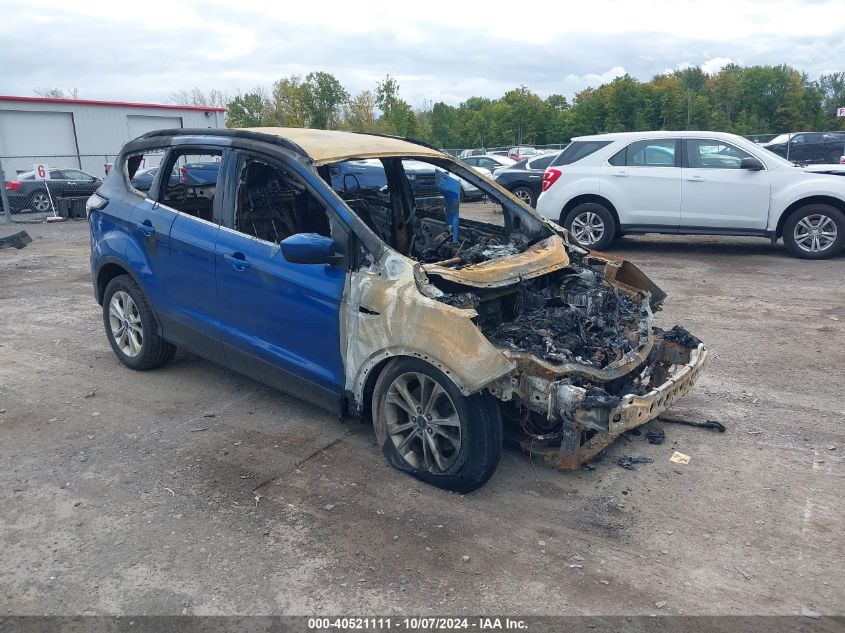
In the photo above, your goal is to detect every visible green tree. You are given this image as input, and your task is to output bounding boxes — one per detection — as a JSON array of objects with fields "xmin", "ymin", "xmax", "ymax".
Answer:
[
  {"xmin": 375, "ymin": 75, "xmax": 418, "ymax": 137},
  {"xmin": 226, "ymin": 91, "xmax": 266, "ymax": 128},
  {"xmin": 303, "ymin": 71, "xmax": 349, "ymax": 129},
  {"xmin": 343, "ymin": 90, "xmax": 378, "ymax": 132},
  {"xmin": 263, "ymin": 75, "xmax": 309, "ymax": 127}
]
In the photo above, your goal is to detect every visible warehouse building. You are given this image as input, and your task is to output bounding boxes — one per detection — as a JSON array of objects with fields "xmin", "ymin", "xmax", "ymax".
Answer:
[{"xmin": 0, "ymin": 95, "xmax": 226, "ymax": 177}]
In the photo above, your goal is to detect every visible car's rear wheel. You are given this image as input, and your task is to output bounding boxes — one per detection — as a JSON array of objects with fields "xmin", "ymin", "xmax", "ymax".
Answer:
[
  {"xmin": 103, "ymin": 275, "xmax": 176, "ymax": 370},
  {"xmin": 563, "ymin": 202, "xmax": 616, "ymax": 250},
  {"xmin": 512, "ymin": 186, "xmax": 536, "ymax": 208},
  {"xmin": 372, "ymin": 357, "xmax": 502, "ymax": 493},
  {"xmin": 782, "ymin": 204, "xmax": 844, "ymax": 259},
  {"xmin": 29, "ymin": 190, "xmax": 52, "ymax": 213}
]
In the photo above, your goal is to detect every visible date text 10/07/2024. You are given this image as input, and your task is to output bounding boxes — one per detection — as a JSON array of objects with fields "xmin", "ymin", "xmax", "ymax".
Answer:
[{"xmin": 307, "ymin": 617, "xmax": 529, "ymax": 630}]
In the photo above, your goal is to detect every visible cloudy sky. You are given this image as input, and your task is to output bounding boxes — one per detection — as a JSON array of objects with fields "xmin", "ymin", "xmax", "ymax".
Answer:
[{"xmin": 1, "ymin": 0, "xmax": 843, "ymax": 108}]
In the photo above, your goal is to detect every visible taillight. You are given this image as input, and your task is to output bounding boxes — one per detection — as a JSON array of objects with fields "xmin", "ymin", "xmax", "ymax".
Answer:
[
  {"xmin": 5, "ymin": 180, "xmax": 22, "ymax": 191},
  {"xmin": 179, "ymin": 166, "xmax": 186, "ymax": 184},
  {"xmin": 840, "ymin": 156, "xmax": 845, "ymax": 164},
  {"xmin": 542, "ymin": 168, "xmax": 562, "ymax": 192}
]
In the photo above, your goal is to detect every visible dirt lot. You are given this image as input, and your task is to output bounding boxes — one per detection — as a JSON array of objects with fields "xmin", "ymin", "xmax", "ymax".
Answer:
[{"xmin": 1, "ymin": 220, "xmax": 843, "ymax": 616}]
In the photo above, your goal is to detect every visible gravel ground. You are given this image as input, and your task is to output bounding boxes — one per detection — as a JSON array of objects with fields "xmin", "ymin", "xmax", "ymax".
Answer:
[{"xmin": 1, "ymin": 220, "xmax": 843, "ymax": 616}]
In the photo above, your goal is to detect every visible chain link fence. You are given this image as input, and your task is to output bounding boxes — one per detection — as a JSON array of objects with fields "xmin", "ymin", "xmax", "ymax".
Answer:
[{"xmin": 1, "ymin": 153, "xmax": 116, "ymax": 223}]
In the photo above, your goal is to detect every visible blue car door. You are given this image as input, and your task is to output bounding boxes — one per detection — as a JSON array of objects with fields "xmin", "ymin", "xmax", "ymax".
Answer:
[
  {"xmin": 140, "ymin": 147, "xmax": 227, "ymax": 363},
  {"xmin": 214, "ymin": 151, "xmax": 346, "ymax": 408}
]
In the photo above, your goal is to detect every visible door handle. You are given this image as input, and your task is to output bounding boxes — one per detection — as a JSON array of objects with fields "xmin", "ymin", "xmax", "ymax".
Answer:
[
  {"xmin": 613, "ymin": 170, "xmax": 628, "ymax": 177},
  {"xmin": 223, "ymin": 252, "xmax": 250, "ymax": 270},
  {"xmin": 137, "ymin": 220, "xmax": 155, "ymax": 235},
  {"xmin": 686, "ymin": 175, "xmax": 704, "ymax": 182}
]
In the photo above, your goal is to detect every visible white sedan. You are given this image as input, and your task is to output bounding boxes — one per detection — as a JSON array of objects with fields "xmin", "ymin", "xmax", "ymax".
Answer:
[{"xmin": 536, "ymin": 130, "xmax": 845, "ymax": 259}]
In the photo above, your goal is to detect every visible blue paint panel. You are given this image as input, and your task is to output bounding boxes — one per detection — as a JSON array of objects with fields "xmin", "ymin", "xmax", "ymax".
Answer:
[
  {"xmin": 214, "ymin": 229, "xmax": 345, "ymax": 393},
  {"xmin": 163, "ymin": 215, "xmax": 224, "ymax": 362}
]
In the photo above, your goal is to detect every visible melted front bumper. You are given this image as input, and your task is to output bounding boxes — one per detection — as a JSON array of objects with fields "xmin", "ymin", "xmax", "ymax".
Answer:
[{"xmin": 516, "ymin": 339, "xmax": 708, "ymax": 470}]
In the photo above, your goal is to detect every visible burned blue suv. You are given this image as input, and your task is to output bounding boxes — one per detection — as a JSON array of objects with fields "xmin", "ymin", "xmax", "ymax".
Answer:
[{"xmin": 89, "ymin": 127, "xmax": 706, "ymax": 492}]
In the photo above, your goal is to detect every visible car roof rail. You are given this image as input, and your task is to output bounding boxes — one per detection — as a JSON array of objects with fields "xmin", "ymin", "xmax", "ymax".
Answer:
[{"xmin": 138, "ymin": 128, "xmax": 310, "ymax": 160}]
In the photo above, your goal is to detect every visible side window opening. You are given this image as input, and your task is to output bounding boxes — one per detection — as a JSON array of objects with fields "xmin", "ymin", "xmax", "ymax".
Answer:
[
  {"xmin": 687, "ymin": 139, "xmax": 752, "ymax": 169},
  {"xmin": 324, "ymin": 156, "xmax": 551, "ymax": 269},
  {"xmin": 622, "ymin": 139, "xmax": 676, "ymax": 167},
  {"xmin": 124, "ymin": 149, "xmax": 167, "ymax": 196},
  {"xmin": 236, "ymin": 158, "xmax": 331, "ymax": 244},
  {"xmin": 158, "ymin": 150, "xmax": 222, "ymax": 221}
]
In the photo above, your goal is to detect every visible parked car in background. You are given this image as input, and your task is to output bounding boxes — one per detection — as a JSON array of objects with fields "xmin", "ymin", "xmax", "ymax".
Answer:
[
  {"xmin": 492, "ymin": 152, "xmax": 560, "ymax": 207},
  {"xmin": 461, "ymin": 154, "xmax": 517, "ymax": 173},
  {"xmin": 4, "ymin": 168, "xmax": 102, "ymax": 214},
  {"xmin": 507, "ymin": 146, "xmax": 540, "ymax": 161},
  {"xmin": 536, "ymin": 131, "xmax": 845, "ymax": 259},
  {"xmin": 330, "ymin": 158, "xmax": 445, "ymax": 211},
  {"xmin": 130, "ymin": 166, "xmax": 177, "ymax": 191},
  {"xmin": 458, "ymin": 148, "xmax": 486, "ymax": 158},
  {"xmin": 762, "ymin": 132, "xmax": 845, "ymax": 165},
  {"xmin": 88, "ymin": 127, "xmax": 706, "ymax": 492}
]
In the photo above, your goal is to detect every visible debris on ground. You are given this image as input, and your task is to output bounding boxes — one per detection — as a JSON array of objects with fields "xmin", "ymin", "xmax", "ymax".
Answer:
[
  {"xmin": 669, "ymin": 451, "xmax": 691, "ymax": 465},
  {"xmin": 323, "ymin": 503, "xmax": 335, "ymax": 511},
  {"xmin": 617, "ymin": 455, "xmax": 654, "ymax": 470},
  {"xmin": 655, "ymin": 600, "xmax": 667, "ymax": 609},
  {"xmin": 734, "ymin": 564, "xmax": 752, "ymax": 580},
  {"xmin": 646, "ymin": 428, "xmax": 665, "ymax": 445},
  {"xmin": 661, "ymin": 416, "xmax": 726, "ymax": 433},
  {"xmin": 0, "ymin": 230, "xmax": 33, "ymax": 250},
  {"xmin": 660, "ymin": 325, "xmax": 701, "ymax": 348}
]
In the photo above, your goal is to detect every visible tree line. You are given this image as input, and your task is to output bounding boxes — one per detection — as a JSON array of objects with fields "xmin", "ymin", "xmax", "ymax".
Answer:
[
  {"xmin": 36, "ymin": 64, "xmax": 845, "ymax": 150},
  {"xmin": 217, "ymin": 65, "xmax": 845, "ymax": 149}
]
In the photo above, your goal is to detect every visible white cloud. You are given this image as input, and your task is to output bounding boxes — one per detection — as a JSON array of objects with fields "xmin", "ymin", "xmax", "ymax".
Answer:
[
  {"xmin": 0, "ymin": 0, "xmax": 843, "ymax": 107},
  {"xmin": 701, "ymin": 57, "xmax": 734, "ymax": 74}
]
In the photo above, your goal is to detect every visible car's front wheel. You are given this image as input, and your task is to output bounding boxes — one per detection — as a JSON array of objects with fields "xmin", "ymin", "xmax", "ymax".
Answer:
[
  {"xmin": 372, "ymin": 358, "xmax": 502, "ymax": 493},
  {"xmin": 563, "ymin": 202, "xmax": 616, "ymax": 250},
  {"xmin": 782, "ymin": 204, "xmax": 844, "ymax": 259},
  {"xmin": 102, "ymin": 275, "xmax": 176, "ymax": 370}
]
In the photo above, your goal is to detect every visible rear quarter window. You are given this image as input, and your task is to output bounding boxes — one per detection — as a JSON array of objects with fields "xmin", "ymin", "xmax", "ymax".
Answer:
[{"xmin": 550, "ymin": 141, "xmax": 612, "ymax": 167}]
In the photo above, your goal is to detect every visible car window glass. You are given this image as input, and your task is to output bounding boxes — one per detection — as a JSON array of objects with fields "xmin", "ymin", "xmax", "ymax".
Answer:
[
  {"xmin": 792, "ymin": 134, "xmax": 805, "ymax": 144},
  {"xmin": 158, "ymin": 151, "xmax": 222, "ymax": 221},
  {"xmin": 527, "ymin": 155, "xmax": 554, "ymax": 170},
  {"xmin": 551, "ymin": 141, "xmax": 611, "ymax": 166},
  {"xmin": 62, "ymin": 169, "xmax": 94, "ymax": 181},
  {"xmin": 687, "ymin": 139, "xmax": 752, "ymax": 169},
  {"xmin": 625, "ymin": 139, "xmax": 676, "ymax": 167},
  {"xmin": 235, "ymin": 158, "xmax": 331, "ymax": 244}
]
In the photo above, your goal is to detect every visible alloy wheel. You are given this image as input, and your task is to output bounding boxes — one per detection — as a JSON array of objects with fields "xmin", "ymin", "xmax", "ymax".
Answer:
[
  {"xmin": 109, "ymin": 291, "xmax": 143, "ymax": 357},
  {"xmin": 570, "ymin": 211, "xmax": 606, "ymax": 246},
  {"xmin": 31, "ymin": 192, "xmax": 52, "ymax": 212},
  {"xmin": 514, "ymin": 189, "xmax": 533, "ymax": 204},
  {"xmin": 383, "ymin": 372, "xmax": 462, "ymax": 473},
  {"xmin": 793, "ymin": 214, "xmax": 838, "ymax": 254}
]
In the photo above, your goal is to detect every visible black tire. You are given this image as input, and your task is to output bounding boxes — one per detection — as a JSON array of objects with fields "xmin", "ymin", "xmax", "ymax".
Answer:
[
  {"xmin": 102, "ymin": 275, "xmax": 176, "ymax": 370},
  {"xmin": 29, "ymin": 190, "xmax": 53, "ymax": 213},
  {"xmin": 782, "ymin": 204, "xmax": 845, "ymax": 260},
  {"xmin": 372, "ymin": 357, "xmax": 502, "ymax": 493},
  {"xmin": 511, "ymin": 186, "xmax": 536, "ymax": 208},
  {"xmin": 562, "ymin": 202, "xmax": 616, "ymax": 250}
]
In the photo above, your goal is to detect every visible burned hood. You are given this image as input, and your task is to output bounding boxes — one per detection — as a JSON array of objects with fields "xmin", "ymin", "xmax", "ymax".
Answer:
[{"xmin": 421, "ymin": 236, "xmax": 570, "ymax": 289}]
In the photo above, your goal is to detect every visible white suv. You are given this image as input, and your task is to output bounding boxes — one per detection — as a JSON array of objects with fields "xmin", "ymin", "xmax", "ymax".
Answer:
[{"xmin": 536, "ymin": 131, "xmax": 845, "ymax": 259}]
